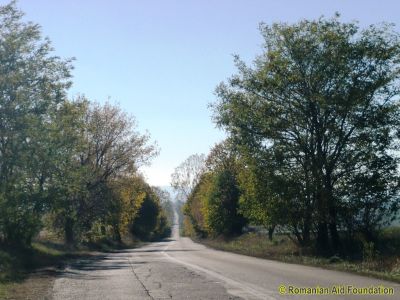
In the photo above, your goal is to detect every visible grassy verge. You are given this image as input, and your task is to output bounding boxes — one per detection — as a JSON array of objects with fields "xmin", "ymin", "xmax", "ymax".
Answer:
[
  {"xmin": 197, "ymin": 231, "xmax": 400, "ymax": 283},
  {"xmin": 0, "ymin": 238, "xmax": 140, "ymax": 299},
  {"xmin": 0, "ymin": 242, "xmax": 94, "ymax": 299}
]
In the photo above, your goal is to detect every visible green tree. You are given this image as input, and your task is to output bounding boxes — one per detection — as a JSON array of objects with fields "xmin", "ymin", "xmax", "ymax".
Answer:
[
  {"xmin": 106, "ymin": 175, "xmax": 146, "ymax": 242},
  {"xmin": 0, "ymin": 2, "xmax": 73, "ymax": 245},
  {"xmin": 183, "ymin": 173, "xmax": 212, "ymax": 237},
  {"xmin": 183, "ymin": 142, "xmax": 247, "ymax": 237},
  {"xmin": 205, "ymin": 169, "xmax": 245, "ymax": 236},
  {"xmin": 47, "ymin": 99, "xmax": 90, "ymax": 244},
  {"xmin": 213, "ymin": 16, "xmax": 400, "ymax": 253},
  {"xmin": 61, "ymin": 101, "xmax": 158, "ymax": 243},
  {"xmin": 0, "ymin": 2, "xmax": 163, "ymax": 247},
  {"xmin": 203, "ymin": 141, "xmax": 247, "ymax": 236},
  {"xmin": 237, "ymin": 157, "xmax": 279, "ymax": 241},
  {"xmin": 130, "ymin": 181, "xmax": 170, "ymax": 241}
]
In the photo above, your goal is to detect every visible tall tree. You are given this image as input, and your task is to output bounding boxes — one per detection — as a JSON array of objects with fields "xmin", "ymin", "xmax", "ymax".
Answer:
[
  {"xmin": 183, "ymin": 142, "xmax": 247, "ymax": 237},
  {"xmin": 204, "ymin": 141, "xmax": 247, "ymax": 236},
  {"xmin": 130, "ymin": 179, "xmax": 170, "ymax": 241},
  {"xmin": 62, "ymin": 101, "xmax": 158, "ymax": 243},
  {"xmin": 107, "ymin": 175, "xmax": 147, "ymax": 242},
  {"xmin": 213, "ymin": 16, "xmax": 400, "ymax": 253},
  {"xmin": 0, "ymin": 1, "xmax": 73, "ymax": 245},
  {"xmin": 47, "ymin": 99, "xmax": 90, "ymax": 244}
]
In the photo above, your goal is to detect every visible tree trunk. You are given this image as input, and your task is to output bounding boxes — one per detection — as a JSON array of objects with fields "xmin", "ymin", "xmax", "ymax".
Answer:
[
  {"xmin": 316, "ymin": 222, "xmax": 329, "ymax": 255},
  {"xmin": 329, "ymin": 221, "xmax": 340, "ymax": 252},
  {"xmin": 65, "ymin": 217, "xmax": 74, "ymax": 245},
  {"xmin": 303, "ymin": 221, "xmax": 311, "ymax": 245},
  {"xmin": 101, "ymin": 225, "xmax": 106, "ymax": 236},
  {"xmin": 268, "ymin": 225, "xmax": 275, "ymax": 241},
  {"xmin": 303, "ymin": 196, "xmax": 312, "ymax": 246},
  {"xmin": 326, "ymin": 172, "xmax": 341, "ymax": 252},
  {"xmin": 113, "ymin": 225, "xmax": 122, "ymax": 243}
]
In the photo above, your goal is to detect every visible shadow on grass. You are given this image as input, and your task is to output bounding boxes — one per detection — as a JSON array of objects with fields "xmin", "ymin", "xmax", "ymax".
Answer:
[
  {"xmin": 0, "ymin": 243, "xmax": 88, "ymax": 284},
  {"xmin": 0, "ymin": 232, "xmax": 175, "ymax": 289},
  {"xmin": 0, "ymin": 237, "xmax": 141, "ymax": 285}
]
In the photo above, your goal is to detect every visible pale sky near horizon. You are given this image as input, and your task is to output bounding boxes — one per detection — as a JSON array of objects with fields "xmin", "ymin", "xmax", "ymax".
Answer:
[{"xmin": 10, "ymin": 0, "xmax": 400, "ymax": 186}]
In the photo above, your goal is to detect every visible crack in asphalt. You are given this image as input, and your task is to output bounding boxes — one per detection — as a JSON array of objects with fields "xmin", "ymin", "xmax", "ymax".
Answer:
[{"xmin": 127, "ymin": 257, "xmax": 154, "ymax": 300}]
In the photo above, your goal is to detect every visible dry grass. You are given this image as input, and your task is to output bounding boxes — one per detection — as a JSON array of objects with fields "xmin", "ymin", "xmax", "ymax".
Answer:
[
  {"xmin": 199, "ymin": 230, "xmax": 400, "ymax": 283},
  {"xmin": 0, "ymin": 242, "xmax": 88, "ymax": 299},
  {"xmin": 0, "ymin": 237, "xmax": 141, "ymax": 299}
]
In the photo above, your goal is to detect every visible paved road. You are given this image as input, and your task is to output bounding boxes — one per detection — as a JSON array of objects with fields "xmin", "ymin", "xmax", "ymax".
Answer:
[{"xmin": 52, "ymin": 214, "xmax": 399, "ymax": 299}]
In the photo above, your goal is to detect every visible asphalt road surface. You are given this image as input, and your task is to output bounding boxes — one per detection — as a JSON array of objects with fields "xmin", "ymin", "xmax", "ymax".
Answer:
[{"xmin": 52, "ymin": 213, "xmax": 399, "ymax": 299}]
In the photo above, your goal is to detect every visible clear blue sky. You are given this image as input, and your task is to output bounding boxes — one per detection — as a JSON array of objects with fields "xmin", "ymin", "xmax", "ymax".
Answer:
[{"xmin": 11, "ymin": 0, "xmax": 400, "ymax": 186}]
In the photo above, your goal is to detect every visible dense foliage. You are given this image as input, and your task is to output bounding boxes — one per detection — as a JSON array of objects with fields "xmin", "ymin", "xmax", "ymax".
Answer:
[
  {"xmin": 181, "ymin": 142, "xmax": 247, "ymax": 237},
  {"xmin": 0, "ymin": 2, "xmax": 171, "ymax": 247},
  {"xmin": 182, "ymin": 16, "xmax": 400, "ymax": 255}
]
